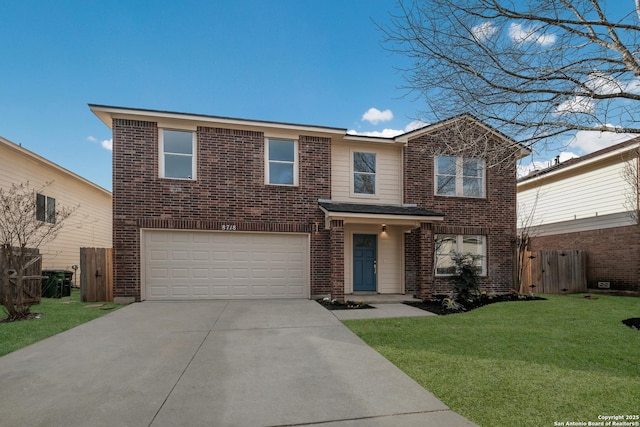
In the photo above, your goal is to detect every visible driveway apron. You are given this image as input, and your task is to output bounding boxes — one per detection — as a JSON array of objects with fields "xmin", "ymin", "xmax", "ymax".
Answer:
[{"xmin": 0, "ymin": 300, "xmax": 476, "ymax": 426}]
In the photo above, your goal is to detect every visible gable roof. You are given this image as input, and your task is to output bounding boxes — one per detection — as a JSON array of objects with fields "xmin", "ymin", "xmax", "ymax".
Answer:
[
  {"xmin": 393, "ymin": 113, "xmax": 531, "ymax": 158},
  {"xmin": 89, "ymin": 104, "xmax": 528, "ymax": 152},
  {"xmin": 0, "ymin": 135, "xmax": 111, "ymax": 195}
]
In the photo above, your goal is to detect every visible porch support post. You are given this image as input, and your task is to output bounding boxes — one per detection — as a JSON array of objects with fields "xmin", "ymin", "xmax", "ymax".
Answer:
[
  {"xmin": 417, "ymin": 222, "xmax": 434, "ymax": 299},
  {"xmin": 329, "ymin": 219, "xmax": 345, "ymax": 302}
]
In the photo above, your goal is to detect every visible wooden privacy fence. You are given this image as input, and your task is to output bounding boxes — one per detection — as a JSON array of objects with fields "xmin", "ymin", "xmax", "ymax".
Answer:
[
  {"xmin": 0, "ymin": 247, "xmax": 42, "ymax": 305},
  {"xmin": 520, "ymin": 249, "xmax": 587, "ymax": 294},
  {"xmin": 80, "ymin": 248, "xmax": 113, "ymax": 302}
]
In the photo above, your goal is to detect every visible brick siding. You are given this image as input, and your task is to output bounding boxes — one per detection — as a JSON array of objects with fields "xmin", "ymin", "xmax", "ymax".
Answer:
[
  {"xmin": 112, "ymin": 119, "xmax": 331, "ymax": 301},
  {"xmin": 404, "ymin": 126, "xmax": 517, "ymax": 297},
  {"xmin": 112, "ymin": 115, "xmax": 518, "ymax": 301},
  {"xmin": 530, "ymin": 225, "xmax": 640, "ymax": 292}
]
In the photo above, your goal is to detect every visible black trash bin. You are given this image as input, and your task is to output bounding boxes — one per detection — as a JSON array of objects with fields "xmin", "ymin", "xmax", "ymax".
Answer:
[
  {"xmin": 42, "ymin": 270, "xmax": 73, "ymax": 298},
  {"xmin": 62, "ymin": 271, "xmax": 73, "ymax": 297}
]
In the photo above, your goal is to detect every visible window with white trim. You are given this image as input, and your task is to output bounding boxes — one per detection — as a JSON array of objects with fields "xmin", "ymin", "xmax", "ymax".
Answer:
[
  {"xmin": 435, "ymin": 156, "xmax": 484, "ymax": 197},
  {"xmin": 36, "ymin": 193, "xmax": 56, "ymax": 224},
  {"xmin": 353, "ymin": 151, "xmax": 376, "ymax": 195},
  {"xmin": 160, "ymin": 129, "xmax": 196, "ymax": 180},
  {"xmin": 266, "ymin": 139, "xmax": 297, "ymax": 186},
  {"xmin": 435, "ymin": 234, "xmax": 486, "ymax": 276}
]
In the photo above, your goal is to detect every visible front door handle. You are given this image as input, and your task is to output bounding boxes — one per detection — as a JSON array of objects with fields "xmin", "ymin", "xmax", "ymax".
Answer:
[{"xmin": 373, "ymin": 260, "xmax": 377, "ymax": 275}]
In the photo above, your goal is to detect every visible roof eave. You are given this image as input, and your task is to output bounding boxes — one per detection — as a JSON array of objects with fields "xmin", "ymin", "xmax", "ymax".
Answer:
[
  {"xmin": 319, "ymin": 205, "xmax": 444, "ymax": 230},
  {"xmin": 518, "ymin": 140, "xmax": 640, "ymax": 187},
  {"xmin": 0, "ymin": 136, "xmax": 112, "ymax": 196},
  {"xmin": 88, "ymin": 104, "xmax": 348, "ymax": 136}
]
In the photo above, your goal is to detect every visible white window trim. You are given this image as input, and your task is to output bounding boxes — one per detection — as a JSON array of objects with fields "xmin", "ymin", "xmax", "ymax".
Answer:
[
  {"xmin": 265, "ymin": 138, "xmax": 299, "ymax": 186},
  {"xmin": 434, "ymin": 156, "xmax": 485, "ymax": 198},
  {"xmin": 435, "ymin": 234, "xmax": 487, "ymax": 277},
  {"xmin": 350, "ymin": 150, "xmax": 378, "ymax": 198},
  {"xmin": 159, "ymin": 129, "xmax": 197, "ymax": 180}
]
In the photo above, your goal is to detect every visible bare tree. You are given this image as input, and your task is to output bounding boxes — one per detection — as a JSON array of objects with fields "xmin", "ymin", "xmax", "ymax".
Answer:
[
  {"xmin": 515, "ymin": 189, "xmax": 542, "ymax": 293},
  {"xmin": 621, "ymin": 147, "xmax": 640, "ymax": 225},
  {"xmin": 0, "ymin": 182, "xmax": 75, "ymax": 320},
  {"xmin": 419, "ymin": 115, "xmax": 526, "ymax": 171},
  {"xmin": 382, "ymin": 0, "xmax": 640, "ymax": 154}
]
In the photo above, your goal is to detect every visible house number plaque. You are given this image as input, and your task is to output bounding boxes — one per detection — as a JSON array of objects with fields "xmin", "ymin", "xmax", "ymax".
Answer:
[{"xmin": 221, "ymin": 224, "xmax": 237, "ymax": 231}]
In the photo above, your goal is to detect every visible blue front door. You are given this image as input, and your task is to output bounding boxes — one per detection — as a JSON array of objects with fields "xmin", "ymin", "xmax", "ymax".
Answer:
[{"xmin": 353, "ymin": 234, "xmax": 377, "ymax": 292}]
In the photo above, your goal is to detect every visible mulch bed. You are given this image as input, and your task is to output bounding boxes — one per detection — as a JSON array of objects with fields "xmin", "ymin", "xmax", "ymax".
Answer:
[
  {"xmin": 622, "ymin": 318, "xmax": 640, "ymax": 331},
  {"xmin": 317, "ymin": 299, "xmax": 374, "ymax": 310},
  {"xmin": 404, "ymin": 294, "xmax": 546, "ymax": 316}
]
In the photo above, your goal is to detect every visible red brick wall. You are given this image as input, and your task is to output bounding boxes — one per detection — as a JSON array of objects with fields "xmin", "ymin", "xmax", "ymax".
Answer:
[
  {"xmin": 330, "ymin": 220, "xmax": 345, "ymax": 301},
  {"xmin": 404, "ymin": 127, "xmax": 517, "ymax": 297},
  {"xmin": 112, "ymin": 119, "xmax": 331, "ymax": 301},
  {"xmin": 529, "ymin": 225, "xmax": 640, "ymax": 292}
]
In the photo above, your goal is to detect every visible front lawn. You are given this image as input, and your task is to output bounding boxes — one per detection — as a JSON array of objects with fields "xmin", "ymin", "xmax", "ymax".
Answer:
[
  {"xmin": 0, "ymin": 289, "xmax": 122, "ymax": 357},
  {"xmin": 345, "ymin": 294, "xmax": 640, "ymax": 427}
]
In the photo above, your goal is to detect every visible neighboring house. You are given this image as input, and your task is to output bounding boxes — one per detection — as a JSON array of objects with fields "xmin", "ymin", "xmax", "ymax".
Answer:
[
  {"xmin": 90, "ymin": 105, "xmax": 526, "ymax": 303},
  {"xmin": 0, "ymin": 136, "xmax": 112, "ymax": 281},
  {"xmin": 517, "ymin": 138, "xmax": 640, "ymax": 292}
]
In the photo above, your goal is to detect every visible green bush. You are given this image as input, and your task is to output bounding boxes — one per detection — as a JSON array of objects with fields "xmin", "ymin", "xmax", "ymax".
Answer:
[{"xmin": 450, "ymin": 251, "xmax": 482, "ymax": 302}]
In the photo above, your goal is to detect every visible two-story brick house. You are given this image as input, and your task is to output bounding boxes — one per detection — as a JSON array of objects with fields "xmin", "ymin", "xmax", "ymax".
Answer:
[{"xmin": 90, "ymin": 105, "xmax": 525, "ymax": 303}]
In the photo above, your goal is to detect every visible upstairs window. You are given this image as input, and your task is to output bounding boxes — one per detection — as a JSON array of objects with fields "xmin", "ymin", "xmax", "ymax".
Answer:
[
  {"xmin": 160, "ymin": 130, "xmax": 196, "ymax": 180},
  {"xmin": 266, "ymin": 139, "xmax": 297, "ymax": 186},
  {"xmin": 435, "ymin": 156, "xmax": 484, "ymax": 197},
  {"xmin": 36, "ymin": 193, "xmax": 56, "ymax": 224},
  {"xmin": 353, "ymin": 152, "xmax": 376, "ymax": 195},
  {"xmin": 435, "ymin": 234, "xmax": 486, "ymax": 276}
]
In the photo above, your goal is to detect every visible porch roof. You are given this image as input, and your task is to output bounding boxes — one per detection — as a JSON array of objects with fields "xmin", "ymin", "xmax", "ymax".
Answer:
[{"xmin": 318, "ymin": 201, "xmax": 444, "ymax": 229}]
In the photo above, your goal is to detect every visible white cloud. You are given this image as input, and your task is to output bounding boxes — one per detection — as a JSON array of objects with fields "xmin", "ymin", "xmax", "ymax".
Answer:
[
  {"xmin": 623, "ymin": 77, "xmax": 640, "ymax": 94},
  {"xmin": 585, "ymin": 72, "xmax": 624, "ymax": 95},
  {"xmin": 362, "ymin": 108, "xmax": 393, "ymax": 125},
  {"xmin": 472, "ymin": 22, "xmax": 498, "ymax": 41},
  {"xmin": 518, "ymin": 151, "xmax": 580, "ymax": 177},
  {"xmin": 555, "ymin": 96, "xmax": 595, "ymax": 115},
  {"xmin": 101, "ymin": 138, "xmax": 113, "ymax": 151},
  {"xmin": 508, "ymin": 23, "xmax": 556, "ymax": 46},
  {"xmin": 568, "ymin": 129, "xmax": 636, "ymax": 153},
  {"xmin": 347, "ymin": 120, "xmax": 429, "ymax": 138},
  {"xmin": 404, "ymin": 120, "xmax": 429, "ymax": 132},
  {"xmin": 518, "ymin": 128, "xmax": 637, "ymax": 178},
  {"xmin": 88, "ymin": 135, "xmax": 112, "ymax": 151},
  {"xmin": 584, "ymin": 73, "xmax": 640, "ymax": 95},
  {"xmin": 347, "ymin": 128, "xmax": 404, "ymax": 138},
  {"xmin": 517, "ymin": 159, "xmax": 549, "ymax": 177}
]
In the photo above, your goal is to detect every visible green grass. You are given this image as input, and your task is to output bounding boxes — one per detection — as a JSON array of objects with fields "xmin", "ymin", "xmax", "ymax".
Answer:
[
  {"xmin": 345, "ymin": 294, "xmax": 640, "ymax": 427},
  {"xmin": 0, "ymin": 289, "xmax": 122, "ymax": 357}
]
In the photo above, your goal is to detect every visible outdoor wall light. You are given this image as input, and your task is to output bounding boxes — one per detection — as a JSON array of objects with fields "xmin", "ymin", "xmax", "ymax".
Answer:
[{"xmin": 382, "ymin": 224, "xmax": 386, "ymax": 233}]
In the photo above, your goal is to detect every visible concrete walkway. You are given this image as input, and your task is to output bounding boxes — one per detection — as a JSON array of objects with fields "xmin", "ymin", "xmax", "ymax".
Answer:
[
  {"xmin": 0, "ymin": 300, "xmax": 475, "ymax": 426},
  {"xmin": 331, "ymin": 302, "xmax": 436, "ymax": 321}
]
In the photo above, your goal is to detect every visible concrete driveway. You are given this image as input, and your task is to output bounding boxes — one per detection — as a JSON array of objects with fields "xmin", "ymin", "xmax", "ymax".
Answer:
[{"xmin": 0, "ymin": 300, "xmax": 475, "ymax": 426}]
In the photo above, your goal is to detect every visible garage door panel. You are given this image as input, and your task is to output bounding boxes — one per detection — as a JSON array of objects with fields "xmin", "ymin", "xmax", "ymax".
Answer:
[
  {"xmin": 170, "ymin": 285, "xmax": 189, "ymax": 297},
  {"xmin": 171, "ymin": 268, "xmax": 189, "ymax": 279},
  {"xmin": 192, "ymin": 251, "xmax": 210, "ymax": 261},
  {"xmin": 149, "ymin": 267, "xmax": 169, "ymax": 279},
  {"xmin": 143, "ymin": 231, "xmax": 308, "ymax": 300},
  {"xmin": 192, "ymin": 268, "xmax": 210, "ymax": 279},
  {"xmin": 170, "ymin": 233, "xmax": 190, "ymax": 243},
  {"xmin": 149, "ymin": 250, "xmax": 168, "ymax": 261}
]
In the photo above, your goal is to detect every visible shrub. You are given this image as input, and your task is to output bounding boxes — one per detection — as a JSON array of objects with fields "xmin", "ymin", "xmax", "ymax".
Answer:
[{"xmin": 450, "ymin": 251, "xmax": 482, "ymax": 302}]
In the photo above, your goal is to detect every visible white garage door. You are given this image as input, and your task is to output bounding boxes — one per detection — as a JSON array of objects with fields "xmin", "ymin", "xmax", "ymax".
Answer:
[{"xmin": 143, "ymin": 230, "xmax": 309, "ymax": 300}]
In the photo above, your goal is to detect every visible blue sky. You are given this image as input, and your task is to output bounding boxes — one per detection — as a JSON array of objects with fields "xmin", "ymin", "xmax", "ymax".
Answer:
[{"xmin": 1, "ymin": 1, "xmax": 635, "ymax": 191}]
